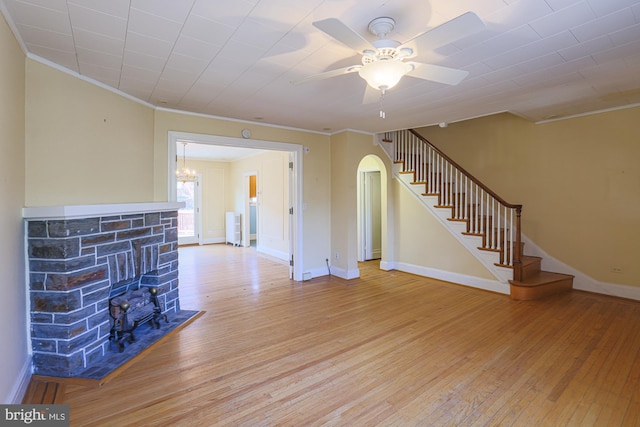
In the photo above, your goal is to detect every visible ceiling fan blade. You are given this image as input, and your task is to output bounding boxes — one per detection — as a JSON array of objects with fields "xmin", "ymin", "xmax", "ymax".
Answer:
[
  {"xmin": 362, "ymin": 84, "xmax": 381, "ymax": 104},
  {"xmin": 399, "ymin": 12, "xmax": 485, "ymax": 54},
  {"xmin": 313, "ymin": 18, "xmax": 374, "ymax": 53},
  {"xmin": 291, "ymin": 65, "xmax": 361, "ymax": 86},
  {"xmin": 406, "ymin": 62, "xmax": 469, "ymax": 86}
]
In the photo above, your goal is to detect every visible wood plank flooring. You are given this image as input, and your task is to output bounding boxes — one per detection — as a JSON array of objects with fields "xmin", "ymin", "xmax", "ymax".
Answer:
[{"xmin": 57, "ymin": 244, "xmax": 640, "ymax": 426}]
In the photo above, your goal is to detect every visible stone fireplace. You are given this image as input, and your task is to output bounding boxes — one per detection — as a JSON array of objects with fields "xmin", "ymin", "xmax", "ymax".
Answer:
[{"xmin": 23, "ymin": 202, "xmax": 183, "ymax": 377}]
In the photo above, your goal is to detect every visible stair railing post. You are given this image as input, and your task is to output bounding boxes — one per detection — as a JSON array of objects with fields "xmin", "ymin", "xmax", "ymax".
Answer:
[{"xmin": 513, "ymin": 206, "xmax": 523, "ymax": 281}]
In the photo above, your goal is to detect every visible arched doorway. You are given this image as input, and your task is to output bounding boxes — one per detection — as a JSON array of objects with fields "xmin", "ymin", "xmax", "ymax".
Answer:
[{"xmin": 357, "ymin": 155, "xmax": 387, "ymax": 263}]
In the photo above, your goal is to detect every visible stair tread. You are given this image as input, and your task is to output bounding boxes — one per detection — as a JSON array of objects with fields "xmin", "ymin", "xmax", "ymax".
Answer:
[{"xmin": 510, "ymin": 271, "xmax": 574, "ymax": 287}]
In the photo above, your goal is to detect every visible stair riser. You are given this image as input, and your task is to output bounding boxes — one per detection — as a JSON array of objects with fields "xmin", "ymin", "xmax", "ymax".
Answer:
[{"xmin": 510, "ymin": 278, "xmax": 573, "ymax": 301}]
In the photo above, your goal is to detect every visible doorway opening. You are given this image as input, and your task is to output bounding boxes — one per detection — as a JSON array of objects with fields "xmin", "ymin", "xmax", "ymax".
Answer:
[
  {"xmin": 357, "ymin": 155, "xmax": 387, "ymax": 263},
  {"xmin": 177, "ymin": 176, "xmax": 201, "ymax": 245},
  {"xmin": 168, "ymin": 131, "xmax": 304, "ymax": 281}
]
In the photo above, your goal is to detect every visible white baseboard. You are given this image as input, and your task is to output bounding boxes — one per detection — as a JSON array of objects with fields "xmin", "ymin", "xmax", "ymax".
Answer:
[
  {"xmin": 379, "ymin": 260, "xmax": 394, "ymax": 271},
  {"xmin": 200, "ymin": 237, "xmax": 225, "ymax": 245},
  {"xmin": 7, "ymin": 355, "xmax": 32, "ymax": 404},
  {"xmin": 520, "ymin": 235, "xmax": 640, "ymax": 301},
  {"xmin": 328, "ymin": 265, "xmax": 360, "ymax": 280},
  {"xmin": 393, "ymin": 262, "xmax": 509, "ymax": 295},
  {"xmin": 303, "ymin": 266, "xmax": 331, "ymax": 280},
  {"xmin": 256, "ymin": 245, "xmax": 289, "ymax": 262}
]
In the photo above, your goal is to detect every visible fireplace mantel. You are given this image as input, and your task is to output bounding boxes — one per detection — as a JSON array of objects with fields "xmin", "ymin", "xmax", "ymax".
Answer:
[{"xmin": 23, "ymin": 202, "xmax": 184, "ymax": 220}]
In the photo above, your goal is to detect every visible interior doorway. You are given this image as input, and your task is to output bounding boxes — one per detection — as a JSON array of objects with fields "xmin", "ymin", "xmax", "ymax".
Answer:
[
  {"xmin": 177, "ymin": 177, "xmax": 201, "ymax": 245},
  {"xmin": 362, "ymin": 171, "xmax": 382, "ymax": 260},
  {"xmin": 168, "ymin": 131, "xmax": 304, "ymax": 282},
  {"xmin": 357, "ymin": 155, "xmax": 386, "ymax": 263},
  {"xmin": 244, "ymin": 172, "xmax": 258, "ymax": 248}
]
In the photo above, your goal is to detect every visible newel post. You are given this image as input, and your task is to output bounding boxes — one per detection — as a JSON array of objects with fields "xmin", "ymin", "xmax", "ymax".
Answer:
[{"xmin": 513, "ymin": 206, "xmax": 523, "ymax": 281}]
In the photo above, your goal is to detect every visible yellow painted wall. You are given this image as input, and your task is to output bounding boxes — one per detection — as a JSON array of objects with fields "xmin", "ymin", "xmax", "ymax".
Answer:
[
  {"xmin": 416, "ymin": 110, "xmax": 640, "ymax": 286},
  {"xmin": 392, "ymin": 179, "xmax": 496, "ymax": 279},
  {"xmin": 25, "ymin": 60, "xmax": 155, "ymax": 206},
  {"xmin": 0, "ymin": 12, "xmax": 27, "ymax": 403}
]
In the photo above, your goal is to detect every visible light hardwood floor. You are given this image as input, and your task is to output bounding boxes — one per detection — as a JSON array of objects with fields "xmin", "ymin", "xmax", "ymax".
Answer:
[{"xmin": 61, "ymin": 244, "xmax": 640, "ymax": 426}]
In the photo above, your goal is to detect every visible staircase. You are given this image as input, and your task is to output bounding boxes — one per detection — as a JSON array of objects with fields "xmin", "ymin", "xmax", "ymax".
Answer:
[{"xmin": 388, "ymin": 129, "xmax": 573, "ymax": 300}]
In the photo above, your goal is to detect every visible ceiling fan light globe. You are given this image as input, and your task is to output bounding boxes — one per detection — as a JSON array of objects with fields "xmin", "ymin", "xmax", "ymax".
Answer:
[{"xmin": 359, "ymin": 60, "xmax": 412, "ymax": 91}]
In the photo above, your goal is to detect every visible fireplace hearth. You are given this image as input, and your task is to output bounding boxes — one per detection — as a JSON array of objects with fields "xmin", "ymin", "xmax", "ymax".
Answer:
[{"xmin": 23, "ymin": 202, "xmax": 184, "ymax": 378}]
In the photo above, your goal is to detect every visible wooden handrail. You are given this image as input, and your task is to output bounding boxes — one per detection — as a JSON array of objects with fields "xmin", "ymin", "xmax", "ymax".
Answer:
[{"xmin": 408, "ymin": 129, "xmax": 522, "ymax": 210}]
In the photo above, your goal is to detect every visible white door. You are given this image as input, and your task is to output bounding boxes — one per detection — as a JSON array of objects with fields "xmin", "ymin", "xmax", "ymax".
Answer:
[
  {"xmin": 177, "ymin": 177, "xmax": 201, "ymax": 245},
  {"xmin": 288, "ymin": 153, "xmax": 294, "ymax": 279},
  {"xmin": 363, "ymin": 171, "xmax": 382, "ymax": 260}
]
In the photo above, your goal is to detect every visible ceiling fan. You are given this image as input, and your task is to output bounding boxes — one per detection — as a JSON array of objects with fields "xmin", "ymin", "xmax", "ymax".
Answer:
[{"xmin": 293, "ymin": 12, "xmax": 485, "ymax": 103}]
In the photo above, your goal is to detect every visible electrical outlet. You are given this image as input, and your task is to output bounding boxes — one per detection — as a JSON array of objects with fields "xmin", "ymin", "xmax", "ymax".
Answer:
[
  {"xmin": 334, "ymin": 252, "xmax": 339, "ymax": 260},
  {"xmin": 611, "ymin": 267, "xmax": 623, "ymax": 274}
]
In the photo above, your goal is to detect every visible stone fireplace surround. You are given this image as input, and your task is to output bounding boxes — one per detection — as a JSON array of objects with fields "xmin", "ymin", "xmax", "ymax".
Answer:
[{"xmin": 23, "ymin": 202, "xmax": 183, "ymax": 378}]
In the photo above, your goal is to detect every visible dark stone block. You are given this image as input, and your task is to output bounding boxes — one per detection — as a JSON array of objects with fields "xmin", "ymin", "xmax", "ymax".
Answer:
[
  {"xmin": 81, "ymin": 279, "xmax": 109, "ymax": 296},
  {"xmin": 45, "ymin": 265, "xmax": 108, "ymax": 291},
  {"xmin": 32, "ymin": 338, "xmax": 56, "ymax": 353},
  {"xmin": 161, "ymin": 211, "xmax": 178, "ymax": 219},
  {"xmin": 145, "ymin": 212, "xmax": 161, "ymax": 226},
  {"xmin": 96, "ymin": 241, "xmax": 131, "ymax": 257},
  {"xmin": 117, "ymin": 252, "xmax": 131, "ymax": 280},
  {"xmin": 58, "ymin": 328, "xmax": 98, "ymax": 353},
  {"xmin": 28, "ymin": 221, "xmax": 48, "ymax": 238},
  {"xmin": 156, "ymin": 265, "xmax": 171, "ymax": 276},
  {"xmin": 49, "ymin": 218, "xmax": 101, "ymax": 237},
  {"xmin": 87, "ymin": 310, "xmax": 110, "ymax": 330},
  {"xmin": 29, "ymin": 273, "xmax": 46, "ymax": 291},
  {"xmin": 159, "ymin": 250, "xmax": 178, "ymax": 266},
  {"xmin": 54, "ymin": 305, "xmax": 97, "ymax": 325},
  {"xmin": 136, "ymin": 235, "xmax": 164, "ymax": 247},
  {"xmin": 159, "ymin": 243, "xmax": 171, "ymax": 254},
  {"xmin": 131, "ymin": 218, "xmax": 144, "ymax": 228},
  {"xmin": 101, "ymin": 220, "xmax": 131, "ymax": 232},
  {"xmin": 29, "ymin": 238, "xmax": 80, "ymax": 259},
  {"xmin": 81, "ymin": 232, "xmax": 116, "ymax": 246},
  {"xmin": 100, "ymin": 215, "xmax": 120, "ymax": 221},
  {"xmin": 33, "ymin": 352, "xmax": 84, "ymax": 377},
  {"xmin": 157, "ymin": 268, "xmax": 178, "ymax": 284},
  {"xmin": 31, "ymin": 312, "xmax": 53, "ymax": 323},
  {"xmin": 29, "ymin": 255, "xmax": 96, "ymax": 273},
  {"xmin": 85, "ymin": 345, "xmax": 106, "ymax": 367},
  {"xmin": 122, "ymin": 214, "xmax": 143, "ymax": 220},
  {"xmin": 82, "ymin": 286, "xmax": 109, "ymax": 307},
  {"xmin": 31, "ymin": 319, "xmax": 86, "ymax": 339},
  {"xmin": 165, "ymin": 227, "xmax": 178, "ymax": 243},
  {"xmin": 32, "ymin": 290, "xmax": 81, "ymax": 313},
  {"xmin": 81, "ymin": 247, "xmax": 96, "ymax": 256},
  {"xmin": 140, "ymin": 274, "xmax": 158, "ymax": 286},
  {"xmin": 98, "ymin": 322, "xmax": 110, "ymax": 339},
  {"xmin": 117, "ymin": 227, "xmax": 151, "ymax": 241},
  {"xmin": 152, "ymin": 225, "xmax": 164, "ymax": 234}
]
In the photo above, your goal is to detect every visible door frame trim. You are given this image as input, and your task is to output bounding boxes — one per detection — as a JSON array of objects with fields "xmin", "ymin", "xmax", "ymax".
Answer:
[{"xmin": 167, "ymin": 131, "xmax": 304, "ymax": 281}]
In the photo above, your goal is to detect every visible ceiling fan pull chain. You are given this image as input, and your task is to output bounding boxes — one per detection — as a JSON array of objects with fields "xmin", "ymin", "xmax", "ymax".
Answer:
[{"xmin": 379, "ymin": 87, "xmax": 386, "ymax": 119}]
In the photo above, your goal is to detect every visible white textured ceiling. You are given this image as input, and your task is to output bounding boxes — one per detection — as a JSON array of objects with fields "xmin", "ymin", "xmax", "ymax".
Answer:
[{"xmin": 2, "ymin": 0, "xmax": 640, "ymax": 134}]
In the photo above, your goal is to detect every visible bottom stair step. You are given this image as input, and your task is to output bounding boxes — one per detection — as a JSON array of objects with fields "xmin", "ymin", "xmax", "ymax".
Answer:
[{"xmin": 509, "ymin": 271, "xmax": 574, "ymax": 301}]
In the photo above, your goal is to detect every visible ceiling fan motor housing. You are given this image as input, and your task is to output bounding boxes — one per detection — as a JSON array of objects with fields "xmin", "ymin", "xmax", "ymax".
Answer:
[{"xmin": 368, "ymin": 16, "xmax": 395, "ymax": 38}]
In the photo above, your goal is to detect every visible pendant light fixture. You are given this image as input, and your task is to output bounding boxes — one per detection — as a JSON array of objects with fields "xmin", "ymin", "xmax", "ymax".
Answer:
[{"xmin": 176, "ymin": 142, "xmax": 197, "ymax": 182}]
